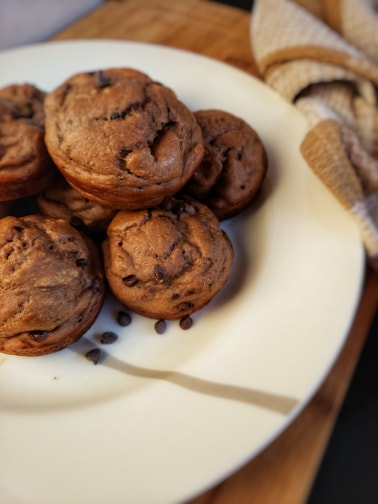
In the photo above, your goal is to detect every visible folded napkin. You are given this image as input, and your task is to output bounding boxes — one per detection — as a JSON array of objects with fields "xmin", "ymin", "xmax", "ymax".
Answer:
[{"xmin": 251, "ymin": 0, "xmax": 378, "ymax": 269}]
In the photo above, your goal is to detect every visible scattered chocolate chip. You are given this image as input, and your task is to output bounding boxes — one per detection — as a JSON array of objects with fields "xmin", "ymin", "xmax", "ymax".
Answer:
[
  {"xmin": 179, "ymin": 316, "xmax": 193, "ymax": 330},
  {"xmin": 85, "ymin": 348, "xmax": 101, "ymax": 365},
  {"xmin": 122, "ymin": 274, "xmax": 138, "ymax": 287},
  {"xmin": 154, "ymin": 319, "xmax": 167, "ymax": 334},
  {"xmin": 117, "ymin": 310, "xmax": 132, "ymax": 327},
  {"xmin": 100, "ymin": 331, "xmax": 118, "ymax": 344}
]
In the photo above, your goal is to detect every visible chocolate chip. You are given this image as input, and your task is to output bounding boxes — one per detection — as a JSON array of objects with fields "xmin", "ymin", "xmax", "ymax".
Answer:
[
  {"xmin": 30, "ymin": 330, "xmax": 48, "ymax": 342},
  {"xmin": 100, "ymin": 331, "xmax": 118, "ymax": 344},
  {"xmin": 118, "ymin": 158, "xmax": 126, "ymax": 170},
  {"xmin": 110, "ymin": 103, "xmax": 140, "ymax": 121},
  {"xmin": 85, "ymin": 348, "xmax": 101, "ymax": 365},
  {"xmin": 153, "ymin": 265, "xmax": 166, "ymax": 283},
  {"xmin": 119, "ymin": 149, "xmax": 131, "ymax": 158},
  {"xmin": 154, "ymin": 319, "xmax": 167, "ymax": 334},
  {"xmin": 236, "ymin": 147, "xmax": 244, "ymax": 160},
  {"xmin": 76, "ymin": 257, "xmax": 88, "ymax": 267},
  {"xmin": 94, "ymin": 70, "xmax": 112, "ymax": 88},
  {"xmin": 122, "ymin": 274, "xmax": 138, "ymax": 287},
  {"xmin": 179, "ymin": 316, "xmax": 193, "ymax": 330},
  {"xmin": 90, "ymin": 278, "xmax": 102, "ymax": 293},
  {"xmin": 171, "ymin": 201, "xmax": 186, "ymax": 215},
  {"xmin": 111, "ymin": 111, "xmax": 123, "ymax": 120},
  {"xmin": 59, "ymin": 235, "xmax": 75, "ymax": 244},
  {"xmin": 117, "ymin": 310, "xmax": 132, "ymax": 327},
  {"xmin": 177, "ymin": 301, "xmax": 194, "ymax": 312},
  {"xmin": 69, "ymin": 216, "xmax": 85, "ymax": 228}
]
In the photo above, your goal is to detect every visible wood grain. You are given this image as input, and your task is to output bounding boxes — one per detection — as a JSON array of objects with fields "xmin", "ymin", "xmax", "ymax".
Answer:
[
  {"xmin": 51, "ymin": 0, "xmax": 260, "ymax": 76},
  {"xmin": 49, "ymin": 1, "xmax": 378, "ymax": 502}
]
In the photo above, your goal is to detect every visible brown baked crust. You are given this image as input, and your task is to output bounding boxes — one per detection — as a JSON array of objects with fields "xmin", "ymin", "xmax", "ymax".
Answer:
[
  {"xmin": 44, "ymin": 68, "xmax": 204, "ymax": 210},
  {"xmin": 102, "ymin": 197, "xmax": 234, "ymax": 320},
  {"xmin": 36, "ymin": 173, "xmax": 117, "ymax": 232},
  {"xmin": 0, "ymin": 83, "xmax": 46, "ymax": 127},
  {"xmin": 0, "ymin": 83, "xmax": 55, "ymax": 202},
  {"xmin": 183, "ymin": 109, "xmax": 268, "ymax": 220},
  {"xmin": 0, "ymin": 215, "xmax": 105, "ymax": 356}
]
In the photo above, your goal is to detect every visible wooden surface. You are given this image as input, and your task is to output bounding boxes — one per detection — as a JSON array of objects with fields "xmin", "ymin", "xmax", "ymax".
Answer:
[{"xmin": 50, "ymin": 1, "xmax": 378, "ymax": 502}]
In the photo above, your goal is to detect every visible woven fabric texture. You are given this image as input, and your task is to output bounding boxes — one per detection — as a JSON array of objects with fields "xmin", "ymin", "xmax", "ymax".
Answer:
[{"xmin": 251, "ymin": 0, "xmax": 378, "ymax": 267}]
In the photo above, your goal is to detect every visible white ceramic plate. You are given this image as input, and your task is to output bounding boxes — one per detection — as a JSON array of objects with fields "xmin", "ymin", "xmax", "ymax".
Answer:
[{"xmin": 0, "ymin": 41, "xmax": 364, "ymax": 504}]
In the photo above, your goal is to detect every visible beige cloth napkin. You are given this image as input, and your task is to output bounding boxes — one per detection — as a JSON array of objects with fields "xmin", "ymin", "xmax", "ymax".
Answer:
[{"xmin": 251, "ymin": 0, "xmax": 378, "ymax": 268}]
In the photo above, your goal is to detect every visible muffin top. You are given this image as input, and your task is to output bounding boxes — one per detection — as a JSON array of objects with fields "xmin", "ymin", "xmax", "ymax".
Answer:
[
  {"xmin": 44, "ymin": 68, "xmax": 204, "ymax": 210},
  {"xmin": 0, "ymin": 83, "xmax": 54, "ymax": 202},
  {"xmin": 0, "ymin": 82, "xmax": 46, "ymax": 127},
  {"xmin": 184, "ymin": 109, "xmax": 268, "ymax": 220},
  {"xmin": 102, "ymin": 197, "xmax": 234, "ymax": 320},
  {"xmin": 0, "ymin": 214, "xmax": 105, "ymax": 355}
]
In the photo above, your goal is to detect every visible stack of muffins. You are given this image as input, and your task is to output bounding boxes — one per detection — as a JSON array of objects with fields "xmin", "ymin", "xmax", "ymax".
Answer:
[{"xmin": 0, "ymin": 67, "xmax": 267, "ymax": 356}]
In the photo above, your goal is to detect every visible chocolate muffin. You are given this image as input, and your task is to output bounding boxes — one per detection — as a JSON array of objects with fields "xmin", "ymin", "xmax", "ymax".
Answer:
[
  {"xmin": 36, "ymin": 173, "xmax": 117, "ymax": 232},
  {"xmin": 102, "ymin": 197, "xmax": 234, "ymax": 320},
  {"xmin": 44, "ymin": 68, "xmax": 204, "ymax": 210},
  {"xmin": 0, "ymin": 82, "xmax": 45, "ymax": 127},
  {"xmin": 0, "ymin": 83, "xmax": 55, "ymax": 201},
  {"xmin": 183, "ymin": 109, "xmax": 268, "ymax": 220},
  {"xmin": 0, "ymin": 215, "xmax": 105, "ymax": 356}
]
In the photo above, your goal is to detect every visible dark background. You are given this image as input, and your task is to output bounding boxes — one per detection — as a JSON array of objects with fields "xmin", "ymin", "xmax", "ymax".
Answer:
[
  {"xmin": 211, "ymin": 0, "xmax": 254, "ymax": 9},
  {"xmin": 214, "ymin": 1, "xmax": 378, "ymax": 503}
]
